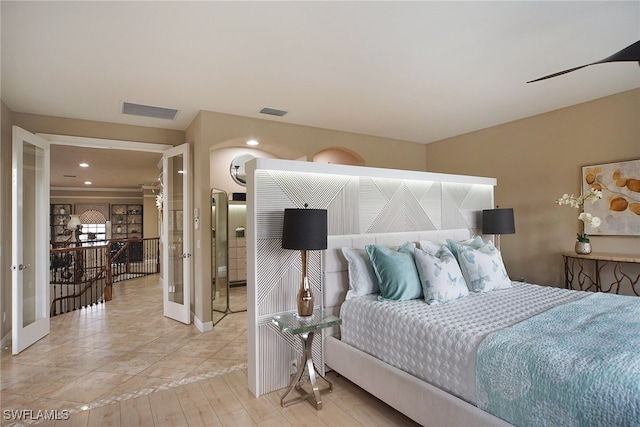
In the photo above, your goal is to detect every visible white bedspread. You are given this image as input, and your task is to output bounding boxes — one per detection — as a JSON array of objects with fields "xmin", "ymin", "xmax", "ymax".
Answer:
[{"xmin": 339, "ymin": 282, "xmax": 586, "ymax": 404}]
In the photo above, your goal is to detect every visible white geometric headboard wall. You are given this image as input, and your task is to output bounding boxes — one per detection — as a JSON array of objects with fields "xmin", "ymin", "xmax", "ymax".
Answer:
[{"xmin": 246, "ymin": 159, "xmax": 496, "ymax": 396}]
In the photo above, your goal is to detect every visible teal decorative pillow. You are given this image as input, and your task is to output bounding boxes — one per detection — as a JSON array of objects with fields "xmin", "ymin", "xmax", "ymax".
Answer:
[
  {"xmin": 414, "ymin": 245, "xmax": 469, "ymax": 305},
  {"xmin": 342, "ymin": 247, "xmax": 379, "ymax": 300},
  {"xmin": 451, "ymin": 240, "xmax": 512, "ymax": 293},
  {"xmin": 365, "ymin": 242, "xmax": 422, "ymax": 301}
]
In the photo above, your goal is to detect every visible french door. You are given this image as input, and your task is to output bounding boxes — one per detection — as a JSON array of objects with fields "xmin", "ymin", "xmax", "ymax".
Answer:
[
  {"xmin": 11, "ymin": 126, "xmax": 50, "ymax": 354},
  {"xmin": 162, "ymin": 143, "xmax": 192, "ymax": 324}
]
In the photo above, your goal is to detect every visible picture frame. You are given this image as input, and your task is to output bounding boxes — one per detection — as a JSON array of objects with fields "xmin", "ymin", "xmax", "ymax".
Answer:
[{"xmin": 582, "ymin": 158, "xmax": 640, "ymax": 236}]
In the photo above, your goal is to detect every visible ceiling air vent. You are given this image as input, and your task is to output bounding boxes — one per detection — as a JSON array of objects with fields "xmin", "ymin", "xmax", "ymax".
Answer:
[
  {"xmin": 259, "ymin": 107, "xmax": 288, "ymax": 117},
  {"xmin": 122, "ymin": 102, "xmax": 178, "ymax": 120}
]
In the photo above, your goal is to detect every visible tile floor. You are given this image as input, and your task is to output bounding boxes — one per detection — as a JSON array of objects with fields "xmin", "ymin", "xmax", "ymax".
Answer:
[{"xmin": 0, "ymin": 275, "xmax": 418, "ymax": 426}]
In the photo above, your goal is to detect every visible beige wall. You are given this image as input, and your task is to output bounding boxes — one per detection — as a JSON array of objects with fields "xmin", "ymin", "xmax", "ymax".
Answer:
[
  {"xmin": 425, "ymin": 88, "xmax": 640, "ymax": 288},
  {"xmin": 188, "ymin": 110, "xmax": 428, "ymax": 325},
  {"xmin": 143, "ymin": 190, "xmax": 160, "ymax": 239},
  {"xmin": 13, "ymin": 113, "xmax": 185, "ymax": 145}
]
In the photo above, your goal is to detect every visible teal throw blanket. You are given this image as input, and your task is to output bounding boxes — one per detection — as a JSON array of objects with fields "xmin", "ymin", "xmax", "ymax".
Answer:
[{"xmin": 476, "ymin": 292, "xmax": 640, "ymax": 427}]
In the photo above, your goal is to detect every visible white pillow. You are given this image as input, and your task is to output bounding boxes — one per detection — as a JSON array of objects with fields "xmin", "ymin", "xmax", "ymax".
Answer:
[
  {"xmin": 342, "ymin": 247, "xmax": 379, "ymax": 300},
  {"xmin": 450, "ymin": 240, "xmax": 512, "ymax": 293},
  {"xmin": 414, "ymin": 245, "xmax": 469, "ymax": 305}
]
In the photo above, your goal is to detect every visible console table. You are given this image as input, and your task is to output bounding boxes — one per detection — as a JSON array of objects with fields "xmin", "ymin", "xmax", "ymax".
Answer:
[{"xmin": 563, "ymin": 252, "xmax": 640, "ymax": 296}]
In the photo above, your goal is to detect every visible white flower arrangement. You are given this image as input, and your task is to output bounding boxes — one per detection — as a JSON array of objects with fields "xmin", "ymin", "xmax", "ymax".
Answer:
[
  {"xmin": 155, "ymin": 193, "xmax": 163, "ymax": 211},
  {"xmin": 555, "ymin": 187, "xmax": 602, "ymax": 242}
]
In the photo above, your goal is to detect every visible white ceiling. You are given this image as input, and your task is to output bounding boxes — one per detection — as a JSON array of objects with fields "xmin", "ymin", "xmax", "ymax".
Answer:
[{"xmin": 3, "ymin": 1, "xmax": 639, "ymax": 188}]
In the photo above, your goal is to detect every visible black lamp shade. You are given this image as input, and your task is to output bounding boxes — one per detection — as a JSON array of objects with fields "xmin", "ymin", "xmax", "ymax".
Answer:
[
  {"xmin": 482, "ymin": 208, "xmax": 515, "ymax": 235},
  {"xmin": 282, "ymin": 208, "xmax": 328, "ymax": 250}
]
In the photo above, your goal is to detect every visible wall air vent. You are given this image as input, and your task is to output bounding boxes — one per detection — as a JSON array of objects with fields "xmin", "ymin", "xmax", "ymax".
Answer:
[
  {"xmin": 122, "ymin": 102, "xmax": 178, "ymax": 120},
  {"xmin": 259, "ymin": 107, "xmax": 288, "ymax": 117}
]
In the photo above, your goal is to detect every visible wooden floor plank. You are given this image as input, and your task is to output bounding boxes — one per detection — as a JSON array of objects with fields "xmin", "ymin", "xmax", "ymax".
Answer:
[
  {"xmin": 200, "ymin": 375, "xmax": 245, "ymax": 417},
  {"xmin": 182, "ymin": 403, "xmax": 224, "ymax": 427},
  {"xmin": 217, "ymin": 407, "xmax": 258, "ymax": 427},
  {"xmin": 119, "ymin": 395, "xmax": 155, "ymax": 427},
  {"xmin": 86, "ymin": 401, "xmax": 121, "ymax": 427},
  {"xmin": 148, "ymin": 388, "xmax": 189, "ymax": 427},
  {"xmin": 223, "ymin": 368, "xmax": 282, "ymax": 423},
  {"xmin": 52, "ymin": 410, "xmax": 88, "ymax": 427}
]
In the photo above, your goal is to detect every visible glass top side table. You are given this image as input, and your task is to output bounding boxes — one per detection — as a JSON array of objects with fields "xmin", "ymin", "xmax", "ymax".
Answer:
[{"xmin": 272, "ymin": 309, "xmax": 342, "ymax": 409}]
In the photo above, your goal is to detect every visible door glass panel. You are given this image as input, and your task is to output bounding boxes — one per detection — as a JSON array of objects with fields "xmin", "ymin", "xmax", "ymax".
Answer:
[
  {"xmin": 22, "ymin": 141, "xmax": 39, "ymax": 327},
  {"xmin": 167, "ymin": 154, "xmax": 184, "ymax": 304}
]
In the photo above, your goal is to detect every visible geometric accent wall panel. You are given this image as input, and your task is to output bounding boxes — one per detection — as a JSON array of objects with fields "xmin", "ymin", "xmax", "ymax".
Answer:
[
  {"xmin": 410, "ymin": 180, "xmax": 442, "ymax": 229},
  {"xmin": 255, "ymin": 170, "xmax": 355, "ymax": 239},
  {"xmin": 256, "ymin": 238, "xmax": 322, "ymax": 317},
  {"xmin": 442, "ymin": 182, "xmax": 493, "ymax": 230},
  {"xmin": 360, "ymin": 177, "xmax": 441, "ymax": 233},
  {"xmin": 327, "ymin": 177, "xmax": 360, "ymax": 235}
]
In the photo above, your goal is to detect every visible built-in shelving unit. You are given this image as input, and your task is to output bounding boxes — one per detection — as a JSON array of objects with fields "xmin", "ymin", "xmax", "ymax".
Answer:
[
  {"xmin": 110, "ymin": 204, "xmax": 143, "ymax": 239},
  {"xmin": 50, "ymin": 204, "xmax": 72, "ymax": 243}
]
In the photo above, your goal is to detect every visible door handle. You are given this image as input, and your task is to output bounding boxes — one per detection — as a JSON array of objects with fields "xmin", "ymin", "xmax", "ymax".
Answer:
[
  {"xmin": 11, "ymin": 264, "xmax": 30, "ymax": 271},
  {"xmin": 182, "ymin": 253, "xmax": 191, "ymax": 258}
]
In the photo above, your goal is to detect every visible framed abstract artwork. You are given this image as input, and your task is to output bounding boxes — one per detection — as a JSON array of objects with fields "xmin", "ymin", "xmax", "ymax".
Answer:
[{"xmin": 582, "ymin": 159, "xmax": 640, "ymax": 236}]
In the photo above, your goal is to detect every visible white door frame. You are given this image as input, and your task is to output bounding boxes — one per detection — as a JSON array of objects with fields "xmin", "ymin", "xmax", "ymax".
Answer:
[{"xmin": 11, "ymin": 127, "xmax": 50, "ymax": 354}]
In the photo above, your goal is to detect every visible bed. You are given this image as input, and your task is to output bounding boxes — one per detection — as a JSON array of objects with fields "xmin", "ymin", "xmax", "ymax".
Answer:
[{"xmin": 321, "ymin": 229, "xmax": 640, "ymax": 427}]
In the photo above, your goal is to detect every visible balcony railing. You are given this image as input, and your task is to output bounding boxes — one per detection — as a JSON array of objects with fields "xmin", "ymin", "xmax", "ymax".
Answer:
[{"xmin": 49, "ymin": 237, "xmax": 160, "ymax": 316}]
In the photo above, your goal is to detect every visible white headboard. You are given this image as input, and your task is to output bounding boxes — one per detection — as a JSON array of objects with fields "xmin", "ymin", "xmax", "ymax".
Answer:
[{"xmin": 321, "ymin": 228, "xmax": 472, "ymax": 339}]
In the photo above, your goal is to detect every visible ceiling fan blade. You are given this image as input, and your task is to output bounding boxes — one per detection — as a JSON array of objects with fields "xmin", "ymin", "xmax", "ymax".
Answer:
[
  {"xmin": 598, "ymin": 40, "xmax": 640, "ymax": 63},
  {"xmin": 526, "ymin": 64, "xmax": 591, "ymax": 83},
  {"xmin": 527, "ymin": 40, "xmax": 640, "ymax": 83}
]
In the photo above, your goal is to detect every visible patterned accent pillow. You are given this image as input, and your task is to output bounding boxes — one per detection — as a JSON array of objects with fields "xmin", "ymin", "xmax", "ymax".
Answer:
[
  {"xmin": 342, "ymin": 247, "xmax": 379, "ymax": 300},
  {"xmin": 365, "ymin": 242, "xmax": 422, "ymax": 301},
  {"xmin": 419, "ymin": 240, "xmax": 443, "ymax": 254},
  {"xmin": 414, "ymin": 245, "xmax": 469, "ymax": 305},
  {"xmin": 451, "ymin": 240, "xmax": 512, "ymax": 293},
  {"xmin": 446, "ymin": 236, "xmax": 485, "ymax": 262}
]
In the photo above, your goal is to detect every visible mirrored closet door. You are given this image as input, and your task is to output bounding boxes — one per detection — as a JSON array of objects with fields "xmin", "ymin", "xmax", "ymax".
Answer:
[{"xmin": 211, "ymin": 188, "xmax": 247, "ymax": 325}]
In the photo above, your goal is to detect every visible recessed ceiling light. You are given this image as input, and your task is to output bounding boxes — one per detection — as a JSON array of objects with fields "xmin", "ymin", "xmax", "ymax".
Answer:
[
  {"xmin": 84, "ymin": 181, "xmax": 92, "ymax": 185},
  {"xmin": 79, "ymin": 163, "xmax": 89, "ymax": 168},
  {"xmin": 246, "ymin": 139, "xmax": 259, "ymax": 146}
]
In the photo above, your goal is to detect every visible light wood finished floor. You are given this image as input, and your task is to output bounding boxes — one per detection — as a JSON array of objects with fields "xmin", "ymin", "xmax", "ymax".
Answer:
[{"xmin": 1, "ymin": 275, "xmax": 419, "ymax": 426}]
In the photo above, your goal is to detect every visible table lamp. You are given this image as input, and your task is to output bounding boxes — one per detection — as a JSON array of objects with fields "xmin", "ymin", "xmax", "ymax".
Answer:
[
  {"xmin": 282, "ymin": 207, "xmax": 327, "ymax": 317},
  {"xmin": 482, "ymin": 208, "xmax": 515, "ymax": 251}
]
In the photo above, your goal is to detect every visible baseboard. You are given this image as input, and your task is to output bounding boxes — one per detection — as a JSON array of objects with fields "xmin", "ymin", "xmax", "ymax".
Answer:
[
  {"xmin": 1, "ymin": 331, "xmax": 11, "ymax": 350},
  {"xmin": 193, "ymin": 314, "xmax": 212, "ymax": 332}
]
